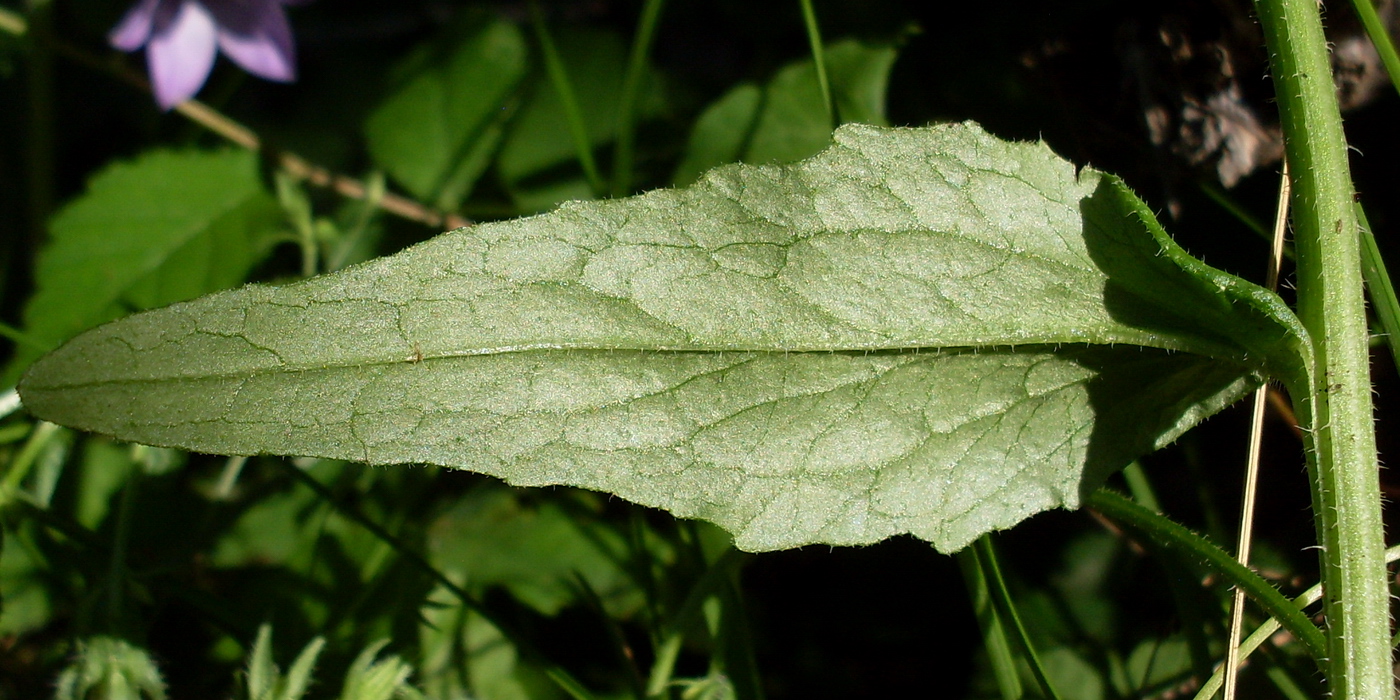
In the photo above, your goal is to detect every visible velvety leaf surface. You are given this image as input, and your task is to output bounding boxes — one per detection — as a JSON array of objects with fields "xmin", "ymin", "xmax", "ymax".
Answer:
[
  {"xmin": 19, "ymin": 123, "xmax": 1306, "ymax": 553},
  {"xmin": 2, "ymin": 149, "xmax": 281, "ymax": 386}
]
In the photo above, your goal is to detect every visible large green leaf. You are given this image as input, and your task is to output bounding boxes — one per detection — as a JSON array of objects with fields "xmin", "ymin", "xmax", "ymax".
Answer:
[
  {"xmin": 2, "ymin": 149, "xmax": 281, "ymax": 386},
  {"xmin": 18, "ymin": 123, "xmax": 1308, "ymax": 553}
]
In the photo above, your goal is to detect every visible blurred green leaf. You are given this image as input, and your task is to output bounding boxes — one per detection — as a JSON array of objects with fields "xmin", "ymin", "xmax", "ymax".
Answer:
[
  {"xmin": 670, "ymin": 84, "xmax": 761, "ymax": 187},
  {"xmin": 428, "ymin": 485, "xmax": 653, "ymax": 616},
  {"xmin": 1040, "ymin": 647, "xmax": 1104, "ymax": 700},
  {"xmin": 208, "ymin": 462, "xmax": 444, "ymax": 649},
  {"xmin": 1123, "ymin": 636, "xmax": 1194, "ymax": 697},
  {"xmin": 497, "ymin": 27, "xmax": 666, "ymax": 211},
  {"xmin": 208, "ymin": 462, "xmax": 424, "ymax": 644},
  {"xmin": 54, "ymin": 637, "xmax": 168, "ymax": 700},
  {"xmin": 674, "ymin": 671, "xmax": 736, "ymax": 700},
  {"xmin": 338, "ymin": 639, "xmax": 425, "ymax": 700},
  {"xmin": 2, "ymin": 149, "xmax": 282, "ymax": 387},
  {"xmin": 209, "ymin": 483, "xmax": 318, "ymax": 569},
  {"xmin": 365, "ymin": 15, "xmax": 527, "ymax": 212},
  {"xmin": 418, "ymin": 607, "xmax": 559, "ymax": 700},
  {"xmin": 20, "ymin": 123, "xmax": 1307, "ymax": 553},
  {"xmin": 1048, "ymin": 530, "xmax": 1120, "ymax": 642},
  {"xmin": 747, "ymin": 39, "xmax": 896, "ymax": 163},
  {"xmin": 673, "ymin": 39, "xmax": 897, "ymax": 186},
  {"xmin": 827, "ymin": 40, "xmax": 898, "ymax": 126},
  {"xmin": 73, "ymin": 438, "xmax": 137, "ymax": 530},
  {"xmin": 0, "ymin": 518, "xmax": 52, "ymax": 635},
  {"xmin": 246, "ymin": 624, "xmax": 279, "ymax": 700},
  {"xmin": 280, "ymin": 631, "xmax": 327, "ymax": 700}
]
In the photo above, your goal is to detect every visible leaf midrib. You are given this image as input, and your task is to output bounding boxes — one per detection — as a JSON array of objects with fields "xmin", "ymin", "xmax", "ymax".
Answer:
[{"xmin": 24, "ymin": 336, "xmax": 1246, "ymax": 393}]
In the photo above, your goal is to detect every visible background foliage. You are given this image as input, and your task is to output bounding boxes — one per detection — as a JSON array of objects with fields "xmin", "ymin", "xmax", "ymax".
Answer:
[{"xmin": 2, "ymin": 1, "xmax": 1399, "ymax": 698}]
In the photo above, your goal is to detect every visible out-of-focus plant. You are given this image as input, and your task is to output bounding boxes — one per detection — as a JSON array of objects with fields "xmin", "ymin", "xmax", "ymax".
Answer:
[
  {"xmin": 53, "ymin": 637, "xmax": 167, "ymax": 700},
  {"xmin": 108, "ymin": 0, "xmax": 299, "ymax": 109}
]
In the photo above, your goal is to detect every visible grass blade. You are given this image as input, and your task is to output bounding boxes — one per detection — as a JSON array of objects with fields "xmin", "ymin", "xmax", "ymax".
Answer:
[
  {"xmin": 610, "ymin": 0, "xmax": 665, "ymax": 197},
  {"xmin": 973, "ymin": 536, "xmax": 1064, "ymax": 700},
  {"xmin": 1358, "ymin": 204, "xmax": 1400, "ymax": 372},
  {"xmin": 797, "ymin": 0, "xmax": 833, "ymax": 128},
  {"xmin": 1347, "ymin": 0, "xmax": 1400, "ymax": 97},
  {"xmin": 527, "ymin": 0, "xmax": 605, "ymax": 196}
]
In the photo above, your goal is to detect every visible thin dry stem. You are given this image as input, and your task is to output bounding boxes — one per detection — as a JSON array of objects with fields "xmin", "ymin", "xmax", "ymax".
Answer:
[
  {"xmin": 37, "ymin": 27, "xmax": 471, "ymax": 232},
  {"xmin": 1223, "ymin": 160, "xmax": 1290, "ymax": 700}
]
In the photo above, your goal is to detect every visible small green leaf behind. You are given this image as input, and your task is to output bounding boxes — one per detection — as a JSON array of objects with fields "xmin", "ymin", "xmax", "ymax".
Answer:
[
  {"xmin": 19, "ymin": 123, "xmax": 1308, "ymax": 553},
  {"xmin": 364, "ymin": 14, "xmax": 528, "ymax": 212},
  {"xmin": 2, "ymin": 149, "xmax": 282, "ymax": 387},
  {"xmin": 672, "ymin": 39, "xmax": 898, "ymax": 186},
  {"xmin": 427, "ymin": 484, "xmax": 659, "ymax": 617},
  {"xmin": 496, "ymin": 27, "xmax": 667, "ymax": 211}
]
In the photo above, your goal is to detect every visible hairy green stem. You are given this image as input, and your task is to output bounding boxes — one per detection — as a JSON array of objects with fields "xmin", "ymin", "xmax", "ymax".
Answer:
[
  {"xmin": 1195, "ymin": 544, "xmax": 1400, "ymax": 700},
  {"xmin": 1253, "ymin": 0, "xmax": 1391, "ymax": 696}
]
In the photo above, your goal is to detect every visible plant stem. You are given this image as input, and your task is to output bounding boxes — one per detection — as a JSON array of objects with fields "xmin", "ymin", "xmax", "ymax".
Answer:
[
  {"xmin": 972, "ymin": 537, "xmax": 1064, "ymax": 700},
  {"xmin": 1195, "ymin": 544, "xmax": 1400, "ymax": 700},
  {"xmin": 106, "ymin": 474, "xmax": 138, "ymax": 632},
  {"xmin": 1223, "ymin": 161, "xmax": 1290, "ymax": 700},
  {"xmin": 1087, "ymin": 489, "xmax": 1327, "ymax": 664},
  {"xmin": 957, "ymin": 549, "xmax": 1023, "ymax": 699},
  {"xmin": 1252, "ymin": 0, "xmax": 1391, "ymax": 696}
]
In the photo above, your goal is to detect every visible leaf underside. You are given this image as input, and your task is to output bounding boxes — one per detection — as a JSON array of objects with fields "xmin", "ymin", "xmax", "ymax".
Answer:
[{"xmin": 19, "ymin": 122, "xmax": 1304, "ymax": 553}]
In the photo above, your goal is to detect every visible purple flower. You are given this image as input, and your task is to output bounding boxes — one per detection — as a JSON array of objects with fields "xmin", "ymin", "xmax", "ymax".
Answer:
[{"xmin": 110, "ymin": 0, "xmax": 298, "ymax": 110}]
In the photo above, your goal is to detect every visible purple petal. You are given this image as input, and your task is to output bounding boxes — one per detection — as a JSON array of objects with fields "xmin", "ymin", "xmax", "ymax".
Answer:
[
  {"xmin": 146, "ymin": 0, "xmax": 218, "ymax": 109},
  {"xmin": 207, "ymin": 0, "xmax": 296, "ymax": 82},
  {"xmin": 109, "ymin": 0, "xmax": 164, "ymax": 51}
]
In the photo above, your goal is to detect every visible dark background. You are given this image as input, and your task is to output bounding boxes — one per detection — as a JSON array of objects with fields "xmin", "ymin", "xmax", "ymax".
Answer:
[{"xmin": 3, "ymin": 1, "xmax": 1397, "ymax": 697}]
